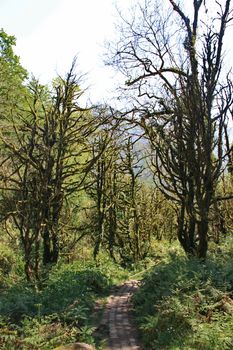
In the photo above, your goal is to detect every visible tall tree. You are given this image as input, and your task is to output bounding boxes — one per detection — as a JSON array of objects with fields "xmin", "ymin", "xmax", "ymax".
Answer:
[
  {"xmin": 0, "ymin": 62, "xmax": 98, "ymax": 279},
  {"xmin": 108, "ymin": 0, "xmax": 233, "ymax": 258},
  {"xmin": 87, "ymin": 121, "xmax": 158, "ymax": 265},
  {"xmin": 86, "ymin": 108, "xmax": 120, "ymax": 260}
]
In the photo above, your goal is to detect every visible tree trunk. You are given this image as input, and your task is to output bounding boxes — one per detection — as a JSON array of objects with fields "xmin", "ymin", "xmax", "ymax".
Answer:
[
  {"xmin": 197, "ymin": 219, "xmax": 208, "ymax": 259},
  {"xmin": 43, "ymin": 227, "xmax": 53, "ymax": 264}
]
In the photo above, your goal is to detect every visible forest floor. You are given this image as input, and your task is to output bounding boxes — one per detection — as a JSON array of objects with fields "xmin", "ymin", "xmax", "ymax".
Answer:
[{"xmin": 93, "ymin": 280, "xmax": 142, "ymax": 350}]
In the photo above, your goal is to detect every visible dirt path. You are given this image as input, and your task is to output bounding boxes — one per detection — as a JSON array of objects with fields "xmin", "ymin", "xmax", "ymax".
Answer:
[{"xmin": 95, "ymin": 280, "xmax": 142, "ymax": 350}]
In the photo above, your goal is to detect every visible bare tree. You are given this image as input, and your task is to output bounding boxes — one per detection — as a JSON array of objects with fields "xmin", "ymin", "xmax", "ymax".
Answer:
[{"xmin": 108, "ymin": 0, "xmax": 233, "ymax": 258}]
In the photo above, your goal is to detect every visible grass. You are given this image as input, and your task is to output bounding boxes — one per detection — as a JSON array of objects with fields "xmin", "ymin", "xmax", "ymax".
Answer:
[{"xmin": 133, "ymin": 237, "xmax": 233, "ymax": 350}]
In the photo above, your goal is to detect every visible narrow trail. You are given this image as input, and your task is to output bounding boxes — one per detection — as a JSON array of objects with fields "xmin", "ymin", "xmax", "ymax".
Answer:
[{"xmin": 95, "ymin": 280, "xmax": 142, "ymax": 350}]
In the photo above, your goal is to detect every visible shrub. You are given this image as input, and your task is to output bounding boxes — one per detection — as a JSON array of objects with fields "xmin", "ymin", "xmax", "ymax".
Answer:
[
  {"xmin": 0, "ymin": 260, "xmax": 113, "ymax": 349},
  {"xmin": 133, "ymin": 240, "xmax": 233, "ymax": 349}
]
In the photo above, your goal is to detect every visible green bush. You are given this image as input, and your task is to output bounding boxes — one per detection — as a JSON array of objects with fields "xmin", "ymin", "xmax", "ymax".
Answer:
[
  {"xmin": 133, "ymin": 239, "xmax": 233, "ymax": 350},
  {"xmin": 0, "ymin": 240, "xmax": 25, "ymax": 290},
  {"xmin": 41, "ymin": 262, "xmax": 111, "ymax": 314},
  {"xmin": 0, "ymin": 243, "xmax": 16, "ymax": 288},
  {"xmin": 0, "ymin": 260, "xmax": 113, "ymax": 349}
]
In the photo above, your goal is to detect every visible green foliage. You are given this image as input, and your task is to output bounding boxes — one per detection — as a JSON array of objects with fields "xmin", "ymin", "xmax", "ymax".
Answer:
[
  {"xmin": 0, "ymin": 243, "xmax": 14, "ymax": 278},
  {"xmin": 0, "ymin": 29, "xmax": 27, "ymax": 121},
  {"xmin": 0, "ymin": 282, "xmax": 40, "ymax": 321},
  {"xmin": 133, "ymin": 238, "xmax": 233, "ymax": 349},
  {"xmin": 0, "ymin": 62, "xmax": 98, "ymax": 278},
  {"xmin": 93, "ymin": 252, "xmax": 131, "ymax": 284},
  {"xmin": 87, "ymin": 123, "xmax": 176, "ymax": 267},
  {"xmin": 0, "ymin": 29, "xmax": 20, "ymax": 65},
  {"xmin": 41, "ymin": 262, "xmax": 111, "ymax": 314},
  {"xmin": 0, "ymin": 258, "xmax": 116, "ymax": 349},
  {"xmin": 0, "ymin": 240, "xmax": 24, "ymax": 289}
]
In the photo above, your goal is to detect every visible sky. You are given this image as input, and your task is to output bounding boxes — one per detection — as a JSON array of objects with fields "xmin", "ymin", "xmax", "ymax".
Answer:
[
  {"xmin": 0, "ymin": 0, "xmax": 232, "ymax": 105},
  {"xmin": 0, "ymin": 0, "xmax": 132, "ymax": 103}
]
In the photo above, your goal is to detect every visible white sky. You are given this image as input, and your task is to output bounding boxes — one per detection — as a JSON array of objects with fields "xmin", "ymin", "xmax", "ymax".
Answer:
[
  {"xmin": 0, "ymin": 0, "xmax": 232, "ymax": 105},
  {"xmin": 0, "ymin": 0, "xmax": 133, "ymax": 103}
]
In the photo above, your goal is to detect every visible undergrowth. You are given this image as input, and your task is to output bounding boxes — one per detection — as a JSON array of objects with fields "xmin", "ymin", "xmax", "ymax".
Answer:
[
  {"xmin": 133, "ymin": 237, "xmax": 233, "ymax": 350},
  {"xmin": 0, "ymin": 253, "xmax": 128, "ymax": 350},
  {"xmin": 3, "ymin": 237, "xmax": 233, "ymax": 350}
]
